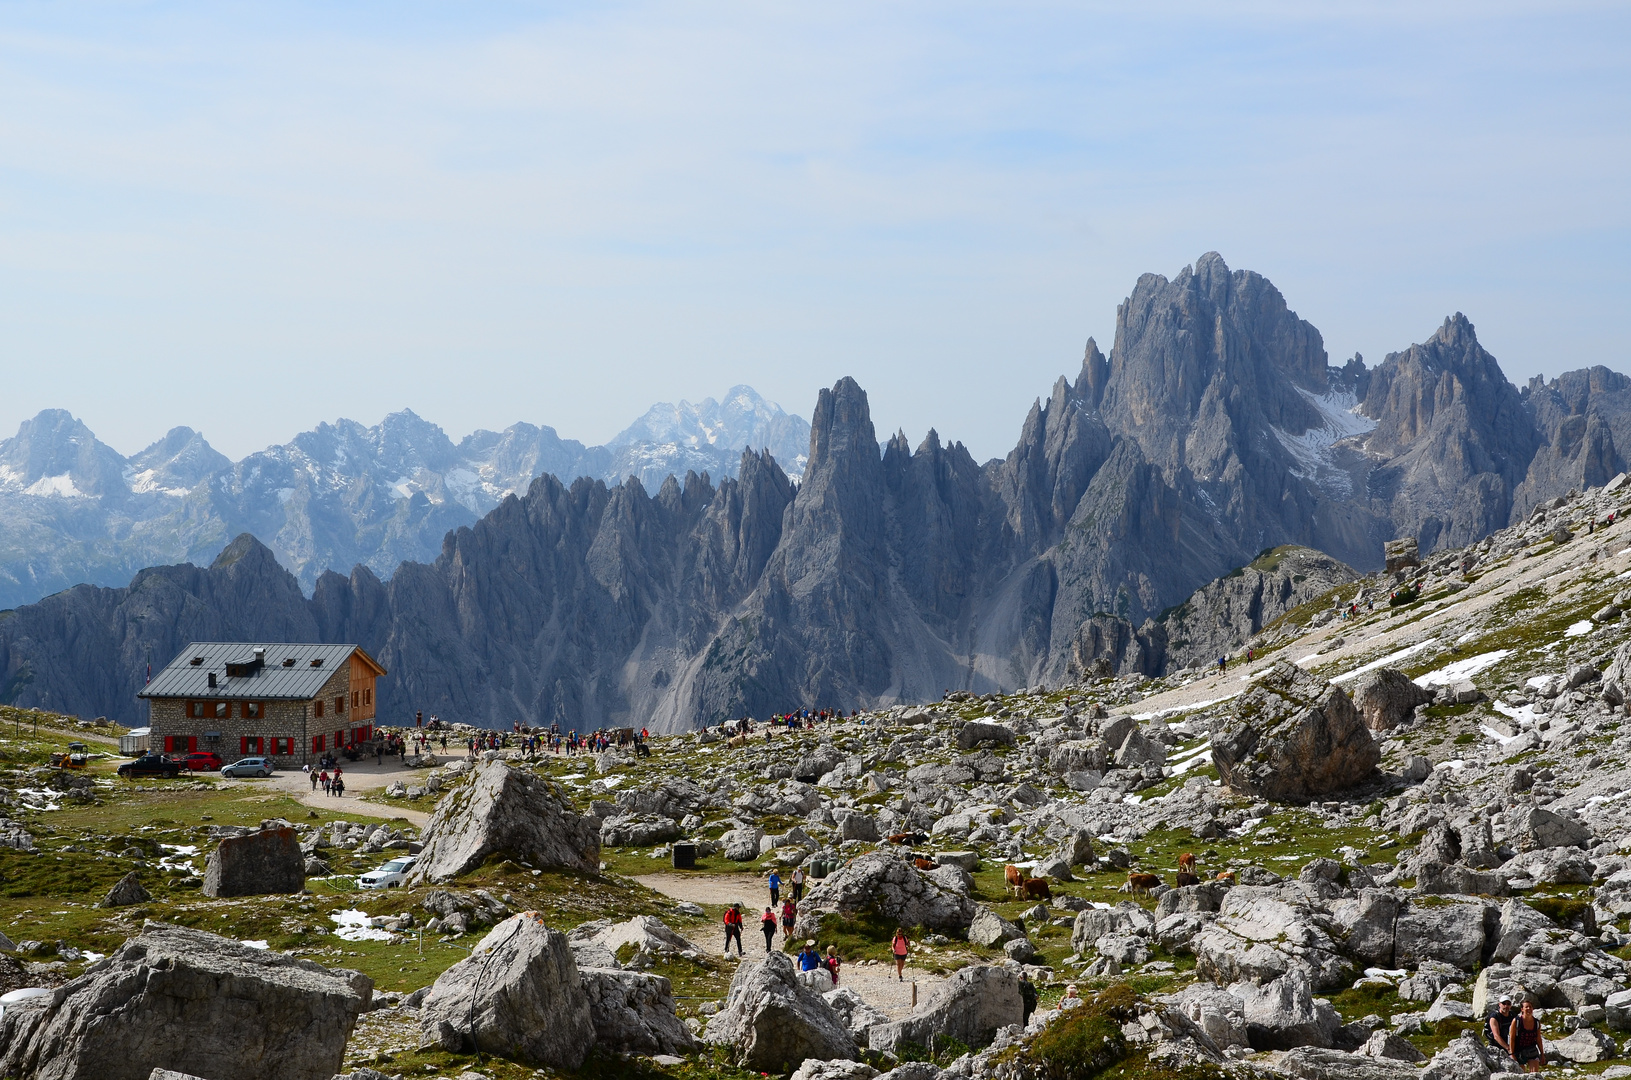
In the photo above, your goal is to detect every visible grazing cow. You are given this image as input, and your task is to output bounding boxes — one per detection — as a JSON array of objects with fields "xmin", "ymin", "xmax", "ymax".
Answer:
[
  {"xmin": 913, "ymin": 857, "xmax": 936, "ymax": 871},
  {"xmin": 888, "ymin": 832, "xmax": 928, "ymax": 846},
  {"xmin": 728, "ymin": 734, "xmax": 749, "ymax": 749},
  {"xmin": 1216, "ymin": 870, "xmax": 1237, "ymax": 883},
  {"xmin": 1004, "ymin": 864, "xmax": 1025, "ymax": 897},
  {"xmin": 1127, "ymin": 872, "xmax": 1162, "ymax": 896},
  {"xmin": 1177, "ymin": 852, "xmax": 1197, "ymax": 874},
  {"xmin": 1175, "ymin": 871, "xmax": 1200, "ymax": 888},
  {"xmin": 1020, "ymin": 877, "xmax": 1052, "ymax": 900}
]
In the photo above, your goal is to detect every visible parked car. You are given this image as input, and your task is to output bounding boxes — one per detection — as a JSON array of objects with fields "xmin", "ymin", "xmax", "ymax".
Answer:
[
  {"xmin": 118, "ymin": 755, "xmax": 181, "ymax": 779},
  {"xmin": 180, "ymin": 751, "xmax": 222, "ymax": 772},
  {"xmin": 357, "ymin": 856, "xmax": 417, "ymax": 890},
  {"xmin": 221, "ymin": 756, "xmax": 274, "ymax": 778}
]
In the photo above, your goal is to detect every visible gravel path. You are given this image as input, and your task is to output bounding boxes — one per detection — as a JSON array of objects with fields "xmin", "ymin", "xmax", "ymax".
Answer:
[
  {"xmin": 264, "ymin": 759, "xmax": 434, "ymax": 826},
  {"xmin": 636, "ymin": 872, "xmax": 946, "ymax": 1020}
]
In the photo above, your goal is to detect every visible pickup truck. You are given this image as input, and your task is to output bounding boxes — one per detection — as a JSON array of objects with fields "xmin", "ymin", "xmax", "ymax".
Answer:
[{"xmin": 117, "ymin": 755, "xmax": 181, "ymax": 779}]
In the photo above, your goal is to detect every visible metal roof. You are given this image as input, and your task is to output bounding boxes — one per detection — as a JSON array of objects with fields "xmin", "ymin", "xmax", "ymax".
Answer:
[{"xmin": 138, "ymin": 642, "xmax": 385, "ymax": 701}]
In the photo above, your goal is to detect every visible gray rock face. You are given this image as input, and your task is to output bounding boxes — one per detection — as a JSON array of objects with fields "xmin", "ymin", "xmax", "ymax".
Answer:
[
  {"xmin": 794, "ymin": 853, "xmax": 976, "ymax": 937},
  {"xmin": 410, "ymin": 762, "xmax": 599, "ymax": 883},
  {"xmin": 1348, "ymin": 668, "xmax": 1436, "ymax": 731},
  {"xmin": 0, "ymin": 923, "xmax": 370, "ymax": 1080},
  {"xmin": 99, "ymin": 871, "xmax": 152, "ymax": 908},
  {"xmin": 956, "ymin": 721, "xmax": 1015, "ymax": 750},
  {"xmin": 868, "ymin": 965, "xmax": 1022, "ymax": 1055},
  {"xmin": 823, "ymin": 986, "xmax": 891, "ymax": 1045},
  {"xmin": 1234, "ymin": 970, "xmax": 1341, "ymax": 1050},
  {"xmin": 4, "ymin": 263, "xmax": 1618, "ymax": 728},
  {"xmin": 417, "ymin": 912, "xmax": 595, "ymax": 1069},
  {"xmin": 1157, "ymin": 547, "xmax": 1361, "ymax": 673},
  {"xmin": 967, "ymin": 907, "xmax": 1026, "ymax": 947},
  {"xmin": 703, "ymin": 952, "xmax": 858, "ymax": 1071},
  {"xmin": 600, "ymin": 813, "xmax": 682, "ymax": 847},
  {"xmin": 202, "ymin": 824, "xmax": 304, "ymax": 898},
  {"xmin": 1507, "ymin": 806, "xmax": 1590, "ymax": 851},
  {"xmin": 579, "ymin": 967, "xmax": 699, "ymax": 1056},
  {"xmin": 1211, "ymin": 662, "xmax": 1380, "ymax": 802}
]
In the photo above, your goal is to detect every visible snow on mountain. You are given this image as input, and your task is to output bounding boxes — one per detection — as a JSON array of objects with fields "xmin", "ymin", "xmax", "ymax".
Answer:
[{"xmin": 0, "ymin": 389, "xmax": 811, "ymax": 607}]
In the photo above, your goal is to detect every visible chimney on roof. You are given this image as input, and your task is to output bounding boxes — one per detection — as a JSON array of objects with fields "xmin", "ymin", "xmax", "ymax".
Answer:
[
  {"xmin": 208, "ymin": 672, "xmax": 217, "ymax": 688},
  {"xmin": 254, "ymin": 646, "xmax": 265, "ymax": 664}
]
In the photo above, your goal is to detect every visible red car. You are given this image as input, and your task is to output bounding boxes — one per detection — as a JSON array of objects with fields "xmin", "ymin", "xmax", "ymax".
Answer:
[{"xmin": 178, "ymin": 751, "xmax": 222, "ymax": 771}]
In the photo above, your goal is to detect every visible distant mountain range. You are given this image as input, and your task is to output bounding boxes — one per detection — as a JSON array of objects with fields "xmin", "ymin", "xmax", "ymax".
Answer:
[
  {"xmin": 4, "ymin": 252, "xmax": 1630, "ymax": 730},
  {"xmin": 0, "ymin": 387, "xmax": 810, "ymax": 609}
]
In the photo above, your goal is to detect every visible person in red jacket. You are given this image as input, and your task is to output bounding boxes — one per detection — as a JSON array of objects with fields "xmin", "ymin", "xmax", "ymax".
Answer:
[{"xmin": 722, "ymin": 903, "xmax": 744, "ymax": 957}]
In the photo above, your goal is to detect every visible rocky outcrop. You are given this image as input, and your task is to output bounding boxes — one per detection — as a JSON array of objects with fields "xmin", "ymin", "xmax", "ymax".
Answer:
[
  {"xmin": 0, "ymin": 923, "xmax": 370, "ymax": 1080},
  {"xmin": 409, "ymin": 762, "xmax": 599, "ymax": 883},
  {"xmin": 867, "ymin": 965, "xmax": 1023, "ymax": 1055},
  {"xmin": 703, "ymin": 951, "xmax": 858, "ymax": 1071},
  {"xmin": 579, "ymin": 967, "xmax": 699, "ymax": 1056},
  {"xmin": 1348, "ymin": 668, "xmax": 1435, "ymax": 731},
  {"xmin": 793, "ymin": 852, "xmax": 977, "ymax": 937},
  {"xmin": 1211, "ymin": 661, "xmax": 1379, "ymax": 802},
  {"xmin": 417, "ymin": 912, "xmax": 595, "ymax": 1069},
  {"xmin": 98, "ymin": 871, "xmax": 151, "ymax": 908},
  {"xmin": 202, "ymin": 823, "xmax": 304, "ymax": 898},
  {"xmin": 1157, "ymin": 547, "xmax": 1360, "ymax": 672}
]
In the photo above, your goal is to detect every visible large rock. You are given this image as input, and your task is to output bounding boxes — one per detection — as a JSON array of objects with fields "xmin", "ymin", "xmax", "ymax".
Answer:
[
  {"xmin": 720, "ymin": 827, "xmax": 765, "ymax": 862},
  {"xmin": 1193, "ymin": 886, "xmax": 1352, "ymax": 992},
  {"xmin": 824, "ymin": 986, "xmax": 890, "ymax": 1045},
  {"xmin": 579, "ymin": 967, "xmax": 699, "ymax": 1055},
  {"xmin": 868, "ymin": 965, "xmax": 1022, "ymax": 1055},
  {"xmin": 1507, "ymin": 806, "xmax": 1591, "ymax": 851},
  {"xmin": 417, "ymin": 912, "xmax": 595, "ymax": 1069},
  {"xmin": 99, "ymin": 871, "xmax": 152, "ymax": 908},
  {"xmin": 599, "ymin": 813, "xmax": 682, "ymax": 847},
  {"xmin": 793, "ymin": 853, "xmax": 976, "ymax": 937},
  {"xmin": 1211, "ymin": 661, "xmax": 1380, "ymax": 803},
  {"xmin": 1115, "ymin": 730, "xmax": 1167, "ymax": 768},
  {"xmin": 1348, "ymin": 668, "xmax": 1435, "ymax": 731},
  {"xmin": 410, "ymin": 762, "xmax": 599, "ymax": 883},
  {"xmin": 703, "ymin": 951, "xmax": 858, "ymax": 1071},
  {"xmin": 956, "ymin": 722, "xmax": 1015, "ymax": 750},
  {"xmin": 1234, "ymin": 970, "xmax": 1341, "ymax": 1050},
  {"xmin": 1274, "ymin": 1048, "xmax": 1423, "ymax": 1080},
  {"xmin": 967, "ymin": 907, "xmax": 1026, "ymax": 947},
  {"xmin": 1394, "ymin": 898, "xmax": 1489, "ymax": 971},
  {"xmin": 1420, "ymin": 1035, "xmax": 1499, "ymax": 1080},
  {"xmin": 202, "ymin": 823, "xmax": 304, "ymax": 898},
  {"xmin": 0, "ymin": 923, "xmax": 370, "ymax": 1080}
]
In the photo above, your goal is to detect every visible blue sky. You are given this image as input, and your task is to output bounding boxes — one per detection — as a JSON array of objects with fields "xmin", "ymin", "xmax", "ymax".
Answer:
[{"xmin": 1, "ymin": 2, "xmax": 1627, "ymax": 461}]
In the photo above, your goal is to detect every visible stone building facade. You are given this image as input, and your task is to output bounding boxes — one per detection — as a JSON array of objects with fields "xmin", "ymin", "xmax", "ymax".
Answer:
[{"xmin": 139, "ymin": 642, "xmax": 386, "ymax": 768}]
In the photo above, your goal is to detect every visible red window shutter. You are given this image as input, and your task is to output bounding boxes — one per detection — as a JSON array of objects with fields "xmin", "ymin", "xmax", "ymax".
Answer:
[
  {"xmin": 188, "ymin": 737, "xmax": 197, "ymax": 752},
  {"xmin": 163, "ymin": 736, "xmax": 172, "ymax": 752},
  {"xmin": 240, "ymin": 737, "xmax": 247, "ymax": 755}
]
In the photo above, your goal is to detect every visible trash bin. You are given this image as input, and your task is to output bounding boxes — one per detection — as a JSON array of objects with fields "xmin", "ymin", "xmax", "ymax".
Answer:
[
  {"xmin": 671, "ymin": 842, "xmax": 696, "ymax": 870},
  {"xmin": 810, "ymin": 859, "xmax": 829, "ymax": 880}
]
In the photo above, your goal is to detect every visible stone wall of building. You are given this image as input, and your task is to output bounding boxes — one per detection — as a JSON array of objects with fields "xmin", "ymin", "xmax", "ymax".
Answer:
[{"xmin": 146, "ymin": 665, "xmax": 370, "ymax": 768}]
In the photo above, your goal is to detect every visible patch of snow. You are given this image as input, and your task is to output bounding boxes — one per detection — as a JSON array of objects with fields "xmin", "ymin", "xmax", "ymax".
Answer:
[
  {"xmin": 1269, "ymin": 389, "xmax": 1377, "ymax": 498},
  {"xmin": 1413, "ymin": 651, "xmax": 1511, "ymax": 688},
  {"xmin": 389, "ymin": 475, "xmax": 416, "ymax": 500},
  {"xmin": 23, "ymin": 473, "xmax": 85, "ymax": 498},
  {"xmin": 1330, "ymin": 639, "xmax": 1439, "ymax": 683},
  {"xmin": 14, "ymin": 788, "xmax": 61, "ymax": 811},
  {"xmin": 1566, "ymin": 620, "xmax": 1593, "ymax": 637},
  {"xmin": 240, "ymin": 940, "xmax": 270, "ymax": 950},
  {"xmin": 81, "ymin": 950, "xmax": 105, "ymax": 962},
  {"xmin": 331, "ymin": 909, "xmax": 394, "ymax": 942}
]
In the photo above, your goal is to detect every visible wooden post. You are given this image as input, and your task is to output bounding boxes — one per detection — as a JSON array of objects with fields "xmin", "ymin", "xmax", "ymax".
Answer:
[{"xmin": 912, "ymin": 981, "xmax": 918, "ymax": 1007}]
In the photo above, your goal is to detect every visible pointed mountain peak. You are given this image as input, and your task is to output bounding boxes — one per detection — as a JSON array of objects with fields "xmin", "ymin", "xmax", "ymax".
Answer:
[{"xmin": 807, "ymin": 377, "xmax": 879, "ymax": 475}]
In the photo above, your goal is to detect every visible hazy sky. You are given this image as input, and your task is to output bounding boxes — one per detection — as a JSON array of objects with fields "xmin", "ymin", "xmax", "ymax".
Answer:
[{"xmin": 2, "ymin": 2, "xmax": 1627, "ymax": 462}]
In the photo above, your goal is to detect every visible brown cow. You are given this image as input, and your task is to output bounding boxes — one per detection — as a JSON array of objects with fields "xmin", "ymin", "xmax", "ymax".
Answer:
[
  {"xmin": 1177, "ymin": 852, "xmax": 1197, "ymax": 874},
  {"xmin": 1175, "ymin": 871, "xmax": 1200, "ymax": 888},
  {"xmin": 888, "ymin": 832, "xmax": 929, "ymax": 846},
  {"xmin": 1020, "ymin": 877, "xmax": 1052, "ymax": 900},
  {"xmin": 1216, "ymin": 870, "xmax": 1237, "ymax": 883},
  {"xmin": 1004, "ymin": 864, "xmax": 1024, "ymax": 897},
  {"xmin": 913, "ymin": 857, "xmax": 936, "ymax": 871},
  {"xmin": 1127, "ymin": 872, "xmax": 1161, "ymax": 896}
]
